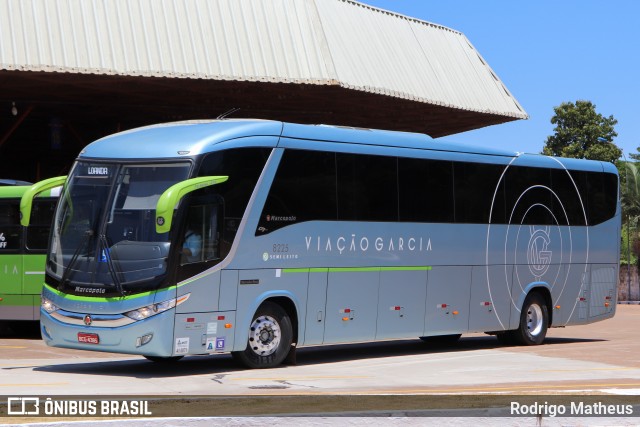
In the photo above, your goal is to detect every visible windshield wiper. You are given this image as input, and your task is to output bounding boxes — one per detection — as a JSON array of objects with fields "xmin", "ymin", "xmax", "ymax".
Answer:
[
  {"xmin": 58, "ymin": 229, "xmax": 93, "ymax": 290},
  {"xmin": 99, "ymin": 234, "xmax": 125, "ymax": 297}
]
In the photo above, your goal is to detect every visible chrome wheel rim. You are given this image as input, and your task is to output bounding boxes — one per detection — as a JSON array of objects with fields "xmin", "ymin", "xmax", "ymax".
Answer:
[
  {"xmin": 248, "ymin": 315, "xmax": 280, "ymax": 356},
  {"xmin": 526, "ymin": 303, "xmax": 544, "ymax": 337}
]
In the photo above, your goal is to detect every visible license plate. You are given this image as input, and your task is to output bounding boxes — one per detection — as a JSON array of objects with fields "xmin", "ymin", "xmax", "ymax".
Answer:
[{"xmin": 77, "ymin": 332, "xmax": 99, "ymax": 344}]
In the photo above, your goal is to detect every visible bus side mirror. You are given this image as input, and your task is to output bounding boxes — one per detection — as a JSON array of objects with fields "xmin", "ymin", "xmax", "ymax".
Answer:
[
  {"xmin": 155, "ymin": 176, "xmax": 228, "ymax": 234},
  {"xmin": 19, "ymin": 176, "xmax": 67, "ymax": 226}
]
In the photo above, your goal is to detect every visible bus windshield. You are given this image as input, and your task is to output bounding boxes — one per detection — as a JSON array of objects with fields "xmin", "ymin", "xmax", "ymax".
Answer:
[{"xmin": 47, "ymin": 161, "xmax": 191, "ymax": 295}]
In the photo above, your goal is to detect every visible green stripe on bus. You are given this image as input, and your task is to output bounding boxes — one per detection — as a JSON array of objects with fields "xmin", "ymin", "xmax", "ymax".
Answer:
[
  {"xmin": 42, "ymin": 266, "xmax": 433, "ymax": 301},
  {"xmin": 283, "ymin": 266, "xmax": 432, "ymax": 273},
  {"xmin": 43, "ymin": 283, "xmax": 178, "ymax": 303}
]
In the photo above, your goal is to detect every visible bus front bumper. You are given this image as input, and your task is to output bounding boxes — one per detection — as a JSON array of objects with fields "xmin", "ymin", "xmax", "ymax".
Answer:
[{"xmin": 40, "ymin": 308, "xmax": 176, "ymax": 357}]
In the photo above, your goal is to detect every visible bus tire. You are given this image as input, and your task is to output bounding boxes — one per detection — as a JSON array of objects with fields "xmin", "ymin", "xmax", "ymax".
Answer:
[
  {"xmin": 419, "ymin": 334, "xmax": 461, "ymax": 344},
  {"xmin": 232, "ymin": 301, "xmax": 293, "ymax": 369},
  {"xmin": 513, "ymin": 292, "xmax": 549, "ymax": 345},
  {"xmin": 144, "ymin": 355, "xmax": 184, "ymax": 363}
]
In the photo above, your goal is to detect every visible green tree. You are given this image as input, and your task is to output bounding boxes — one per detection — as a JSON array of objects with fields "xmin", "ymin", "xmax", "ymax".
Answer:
[
  {"xmin": 629, "ymin": 146, "xmax": 640, "ymax": 162},
  {"xmin": 621, "ymin": 162, "xmax": 640, "ymax": 267},
  {"xmin": 542, "ymin": 100, "xmax": 620, "ymax": 163},
  {"xmin": 622, "ymin": 162, "xmax": 640, "ymax": 220}
]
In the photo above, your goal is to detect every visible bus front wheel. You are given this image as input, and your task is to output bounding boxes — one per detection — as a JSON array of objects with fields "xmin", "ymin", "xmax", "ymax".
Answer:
[
  {"xmin": 513, "ymin": 292, "xmax": 549, "ymax": 345},
  {"xmin": 232, "ymin": 301, "xmax": 293, "ymax": 369}
]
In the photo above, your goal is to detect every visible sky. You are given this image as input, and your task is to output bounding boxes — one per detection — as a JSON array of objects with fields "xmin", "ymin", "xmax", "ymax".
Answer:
[{"xmin": 360, "ymin": 0, "xmax": 640, "ymax": 158}]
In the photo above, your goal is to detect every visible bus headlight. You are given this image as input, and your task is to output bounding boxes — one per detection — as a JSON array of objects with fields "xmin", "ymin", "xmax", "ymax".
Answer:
[
  {"xmin": 123, "ymin": 293, "xmax": 190, "ymax": 321},
  {"xmin": 41, "ymin": 296, "xmax": 59, "ymax": 314}
]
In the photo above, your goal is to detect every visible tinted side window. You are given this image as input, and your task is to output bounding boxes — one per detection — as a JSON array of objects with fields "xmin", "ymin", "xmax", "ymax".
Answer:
[
  {"xmin": 398, "ymin": 158, "xmax": 454, "ymax": 222},
  {"xmin": 199, "ymin": 148, "xmax": 271, "ymax": 246},
  {"xmin": 552, "ymin": 169, "xmax": 587, "ymax": 226},
  {"xmin": 180, "ymin": 201, "xmax": 222, "ymax": 265},
  {"xmin": 500, "ymin": 166, "xmax": 615, "ymax": 227},
  {"xmin": 176, "ymin": 195, "xmax": 224, "ymax": 282},
  {"xmin": 504, "ymin": 166, "xmax": 556, "ymax": 225},
  {"xmin": 336, "ymin": 153, "xmax": 398, "ymax": 222},
  {"xmin": 258, "ymin": 150, "xmax": 337, "ymax": 235},
  {"xmin": 26, "ymin": 198, "xmax": 57, "ymax": 252},
  {"xmin": 595, "ymin": 172, "xmax": 618, "ymax": 224},
  {"xmin": 583, "ymin": 171, "xmax": 618, "ymax": 225},
  {"xmin": 0, "ymin": 200, "xmax": 21, "ymax": 252},
  {"xmin": 454, "ymin": 162, "xmax": 506, "ymax": 223}
]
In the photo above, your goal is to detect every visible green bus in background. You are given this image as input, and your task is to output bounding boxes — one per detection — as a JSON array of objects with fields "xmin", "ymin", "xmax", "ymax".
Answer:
[{"xmin": 0, "ymin": 177, "xmax": 65, "ymax": 322}]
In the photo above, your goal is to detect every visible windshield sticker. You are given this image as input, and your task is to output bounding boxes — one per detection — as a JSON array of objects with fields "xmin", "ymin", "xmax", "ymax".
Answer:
[
  {"xmin": 87, "ymin": 167, "xmax": 109, "ymax": 176},
  {"xmin": 99, "ymin": 249, "xmax": 110, "ymax": 263}
]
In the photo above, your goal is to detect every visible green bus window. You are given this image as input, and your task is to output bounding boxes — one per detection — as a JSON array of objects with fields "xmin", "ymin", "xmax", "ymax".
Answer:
[
  {"xmin": 25, "ymin": 199, "xmax": 57, "ymax": 252},
  {"xmin": 0, "ymin": 201, "xmax": 21, "ymax": 252}
]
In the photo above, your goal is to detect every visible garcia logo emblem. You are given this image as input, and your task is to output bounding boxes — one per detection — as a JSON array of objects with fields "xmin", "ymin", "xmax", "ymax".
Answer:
[
  {"xmin": 527, "ymin": 226, "xmax": 552, "ymax": 279},
  {"xmin": 83, "ymin": 314, "xmax": 93, "ymax": 326}
]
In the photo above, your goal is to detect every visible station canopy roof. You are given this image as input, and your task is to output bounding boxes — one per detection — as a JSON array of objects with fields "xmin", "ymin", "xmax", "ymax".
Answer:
[{"xmin": 0, "ymin": 0, "xmax": 527, "ymax": 137}]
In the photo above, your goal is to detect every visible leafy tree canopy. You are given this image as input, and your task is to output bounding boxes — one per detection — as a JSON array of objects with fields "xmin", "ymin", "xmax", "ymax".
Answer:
[
  {"xmin": 542, "ymin": 100, "xmax": 620, "ymax": 163},
  {"xmin": 622, "ymin": 162, "xmax": 640, "ymax": 220}
]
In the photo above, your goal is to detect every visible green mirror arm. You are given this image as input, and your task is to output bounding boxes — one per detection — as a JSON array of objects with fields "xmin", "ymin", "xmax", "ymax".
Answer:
[
  {"xmin": 20, "ymin": 176, "xmax": 67, "ymax": 226},
  {"xmin": 155, "ymin": 176, "xmax": 228, "ymax": 233}
]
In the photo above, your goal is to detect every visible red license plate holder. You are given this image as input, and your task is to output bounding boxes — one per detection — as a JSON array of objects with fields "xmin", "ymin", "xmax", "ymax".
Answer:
[{"xmin": 77, "ymin": 332, "xmax": 99, "ymax": 344}]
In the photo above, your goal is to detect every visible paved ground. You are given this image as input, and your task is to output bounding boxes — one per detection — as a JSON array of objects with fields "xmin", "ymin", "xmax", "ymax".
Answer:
[{"xmin": 2, "ymin": 305, "xmax": 640, "ymax": 395}]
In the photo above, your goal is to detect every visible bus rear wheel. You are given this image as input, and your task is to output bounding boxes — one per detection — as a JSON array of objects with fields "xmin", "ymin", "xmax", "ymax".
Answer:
[
  {"xmin": 232, "ymin": 301, "xmax": 293, "ymax": 369},
  {"xmin": 513, "ymin": 292, "xmax": 549, "ymax": 345}
]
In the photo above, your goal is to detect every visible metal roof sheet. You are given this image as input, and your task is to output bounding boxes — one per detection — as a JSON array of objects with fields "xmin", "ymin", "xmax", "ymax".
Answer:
[
  {"xmin": 0, "ymin": 0, "xmax": 527, "ymax": 131},
  {"xmin": 313, "ymin": 1, "xmax": 525, "ymax": 119},
  {"xmin": 0, "ymin": 0, "xmax": 335, "ymax": 82}
]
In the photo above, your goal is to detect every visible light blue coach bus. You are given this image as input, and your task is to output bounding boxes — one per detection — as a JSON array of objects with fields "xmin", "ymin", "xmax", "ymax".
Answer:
[{"xmin": 38, "ymin": 120, "xmax": 620, "ymax": 368}]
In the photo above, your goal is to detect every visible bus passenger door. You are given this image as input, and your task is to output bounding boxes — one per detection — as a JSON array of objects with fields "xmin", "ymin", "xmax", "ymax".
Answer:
[
  {"xmin": 375, "ymin": 269, "xmax": 427, "ymax": 339},
  {"xmin": 303, "ymin": 269, "xmax": 327, "ymax": 345},
  {"xmin": 324, "ymin": 270, "xmax": 378, "ymax": 344},
  {"xmin": 424, "ymin": 266, "xmax": 471, "ymax": 335}
]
